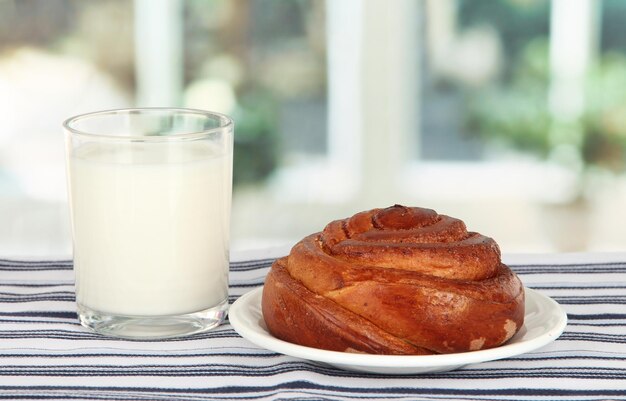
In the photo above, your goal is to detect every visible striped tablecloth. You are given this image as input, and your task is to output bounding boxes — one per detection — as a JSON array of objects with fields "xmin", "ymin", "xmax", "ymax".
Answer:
[{"xmin": 0, "ymin": 251, "xmax": 625, "ymax": 401}]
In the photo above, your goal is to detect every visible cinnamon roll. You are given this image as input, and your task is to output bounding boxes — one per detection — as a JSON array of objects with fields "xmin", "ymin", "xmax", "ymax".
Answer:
[{"xmin": 262, "ymin": 205, "xmax": 525, "ymax": 355}]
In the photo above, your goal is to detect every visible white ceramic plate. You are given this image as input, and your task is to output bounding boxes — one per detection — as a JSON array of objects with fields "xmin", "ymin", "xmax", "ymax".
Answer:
[{"xmin": 229, "ymin": 287, "xmax": 567, "ymax": 375}]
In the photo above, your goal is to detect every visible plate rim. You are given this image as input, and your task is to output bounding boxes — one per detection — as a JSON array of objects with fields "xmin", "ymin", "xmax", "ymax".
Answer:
[{"xmin": 229, "ymin": 286, "xmax": 568, "ymax": 369}]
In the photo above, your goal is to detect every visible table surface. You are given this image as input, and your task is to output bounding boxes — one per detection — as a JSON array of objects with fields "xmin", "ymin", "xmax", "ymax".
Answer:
[{"xmin": 0, "ymin": 250, "xmax": 625, "ymax": 401}]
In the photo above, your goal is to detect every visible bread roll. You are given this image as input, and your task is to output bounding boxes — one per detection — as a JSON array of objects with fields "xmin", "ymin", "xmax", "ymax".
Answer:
[{"xmin": 262, "ymin": 205, "xmax": 525, "ymax": 355}]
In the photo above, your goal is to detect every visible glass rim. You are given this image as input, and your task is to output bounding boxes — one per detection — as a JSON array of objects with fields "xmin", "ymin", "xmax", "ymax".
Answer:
[{"xmin": 63, "ymin": 107, "xmax": 234, "ymax": 142}]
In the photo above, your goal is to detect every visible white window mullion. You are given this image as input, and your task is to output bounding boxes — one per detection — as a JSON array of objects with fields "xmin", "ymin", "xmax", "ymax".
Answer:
[
  {"xmin": 358, "ymin": 0, "xmax": 420, "ymax": 202},
  {"xmin": 326, "ymin": 0, "xmax": 363, "ymax": 182},
  {"xmin": 548, "ymin": 0, "xmax": 599, "ymax": 122},
  {"xmin": 133, "ymin": 0, "xmax": 184, "ymax": 107},
  {"xmin": 547, "ymin": 0, "xmax": 600, "ymax": 182}
]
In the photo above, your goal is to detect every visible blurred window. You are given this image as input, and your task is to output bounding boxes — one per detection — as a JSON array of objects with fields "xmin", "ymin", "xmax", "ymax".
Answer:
[
  {"xmin": 0, "ymin": 0, "xmax": 624, "ymax": 255},
  {"xmin": 405, "ymin": 0, "xmax": 604, "ymax": 204},
  {"xmin": 421, "ymin": 0, "xmax": 551, "ymax": 162},
  {"xmin": 0, "ymin": 0, "xmax": 327, "ymax": 255}
]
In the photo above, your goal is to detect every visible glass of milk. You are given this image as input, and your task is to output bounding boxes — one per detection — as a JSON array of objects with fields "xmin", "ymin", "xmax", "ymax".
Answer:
[{"xmin": 64, "ymin": 108, "xmax": 233, "ymax": 339}]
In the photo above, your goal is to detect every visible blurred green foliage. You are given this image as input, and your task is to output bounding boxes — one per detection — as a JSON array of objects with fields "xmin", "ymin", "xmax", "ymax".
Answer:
[
  {"xmin": 467, "ymin": 39, "xmax": 626, "ymax": 173},
  {"xmin": 466, "ymin": 39, "xmax": 552, "ymax": 157},
  {"xmin": 458, "ymin": 0, "xmax": 550, "ymax": 79},
  {"xmin": 582, "ymin": 52, "xmax": 626, "ymax": 171},
  {"xmin": 232, "ymin": 87, "xmax": 280, "ymax": 186}
]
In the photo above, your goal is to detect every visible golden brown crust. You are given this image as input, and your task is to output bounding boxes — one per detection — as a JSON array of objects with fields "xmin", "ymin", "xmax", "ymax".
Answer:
[
  {"xmin": 262, "ymin": 258, "xmax": 430, "ymax": 355},
  {"xmin": 262, "ymin": 205, "xmax": 525, "ymax": 355}
]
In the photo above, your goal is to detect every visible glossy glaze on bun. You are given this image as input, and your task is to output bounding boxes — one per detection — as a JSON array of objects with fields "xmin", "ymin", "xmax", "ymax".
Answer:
[{"xmin": 262, "ymin": 205, "xmax": 525, "ymax": 355}]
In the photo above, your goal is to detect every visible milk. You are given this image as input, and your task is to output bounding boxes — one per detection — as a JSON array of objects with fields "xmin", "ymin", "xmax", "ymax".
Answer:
[{"xmin": 69, "ymin": 141, "xmax": 232, "ymax": 316}]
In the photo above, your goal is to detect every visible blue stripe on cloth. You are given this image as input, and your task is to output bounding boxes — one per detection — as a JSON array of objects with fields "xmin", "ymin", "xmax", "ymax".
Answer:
[
  {"xmin": 0, "ymin": 256, "xmax": 624, "ymax": 400},
  {"xmin": 0, "ymin": 383, "xmax": 625, "ymax": 400}
]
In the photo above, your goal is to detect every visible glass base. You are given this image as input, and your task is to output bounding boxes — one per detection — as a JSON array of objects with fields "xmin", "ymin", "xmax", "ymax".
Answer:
[{"xmin": 77, "ymin": 299, "xmax": 229, "ymax": 339}]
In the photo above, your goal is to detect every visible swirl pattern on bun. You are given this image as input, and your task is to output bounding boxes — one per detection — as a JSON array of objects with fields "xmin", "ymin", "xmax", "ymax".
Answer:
[{"xmin": 262, "ymin": 205, "xmax": 525, "ymax": 355}]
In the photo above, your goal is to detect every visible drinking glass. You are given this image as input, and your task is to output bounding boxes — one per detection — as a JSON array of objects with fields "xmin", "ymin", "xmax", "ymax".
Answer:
[{"xmin": 64, "ymin": 108, "xmax": 233, "ymax": 339}]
